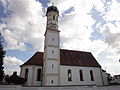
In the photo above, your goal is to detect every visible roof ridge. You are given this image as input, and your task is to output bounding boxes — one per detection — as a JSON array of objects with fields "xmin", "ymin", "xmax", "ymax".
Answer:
[
  {"xmin": 36, "ymin": 49, "xmax": 91, "ymax": 53},
  {"xmin": 60, "ymin": 49, "xmax": 91, "ymax": 53}
]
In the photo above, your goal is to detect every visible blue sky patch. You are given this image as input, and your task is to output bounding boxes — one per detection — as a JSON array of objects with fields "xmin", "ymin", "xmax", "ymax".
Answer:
[
  {"xmin": 89, "ymin": 6, "xmax": 106, "ymax": 40},
  {"xmin": 37, "ymin": 0, "xmax": 50, "ymax": 7},
  {"xmin": 90, "ymin": 30, "xmax": 104, "ymax": 40},
  {"xmin": 116, "ymin": 0, "xmax": 120, "ymax": 3},
  {"xmin": 6, "ymin": 50, "xmax": 35, "ymax": 62},
  {"xmin": 64, "ymin": 7, "xmax": 74, "ymax": 14},
  {"xmin": 0, "ymin": 2, "xmax": 7, "ymax": 18}
]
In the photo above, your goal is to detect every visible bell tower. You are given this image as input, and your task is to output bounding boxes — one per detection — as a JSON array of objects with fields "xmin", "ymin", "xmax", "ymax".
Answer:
[{"xmin": 43, "ymin": 5, "xmax": 60, "ymax": 86}]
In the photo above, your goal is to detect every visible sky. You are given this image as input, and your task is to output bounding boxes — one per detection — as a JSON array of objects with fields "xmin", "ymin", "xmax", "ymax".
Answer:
[{"xmin": 0, "ymin": 0, "xmax": 120, "ymax": 76}]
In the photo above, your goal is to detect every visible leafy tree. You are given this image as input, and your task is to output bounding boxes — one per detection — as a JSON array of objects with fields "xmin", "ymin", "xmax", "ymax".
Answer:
[
  {"xmin": 0, "ymin": 33, "xmax": 6, "ymax": 81},
  {"xmin": 9, "ymin": 72, "xmax": 25, "ymax": 85}
]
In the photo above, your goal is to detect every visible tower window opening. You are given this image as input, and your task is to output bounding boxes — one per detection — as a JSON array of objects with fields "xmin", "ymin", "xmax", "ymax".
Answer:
[
  {"xmin": 56, "ymin": 16, "xmax": 58, "ymax": 21},
  {"xmin": 52, "ymin": 64, "xmax": 54, "ymax": 68},
  {"xmin": 90, "ymin": 70, "xmax": 94, "ymax": 81},
  {"xmin": 53, "ymin": 15, "xmax": 55, "ymax": 20},
  {"xmin": 52, "ymin": 50, "xmax": 54, "ymax": 53},
  {"xmin": 52, "ymin": 38, "xmax": 54, "ymax": 41},
  {"xmin": 68, "ymin": 69, "xmax": 72, "ymax": 81}
]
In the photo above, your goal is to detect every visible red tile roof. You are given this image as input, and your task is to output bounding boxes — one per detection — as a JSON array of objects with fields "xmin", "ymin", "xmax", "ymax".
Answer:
[
  {"xmin": 21, "ymin": 49, "xmax": 101, "ymax": 67},
  {"xmin": 21, "ymin": 52, "xmax": 43, "ymax": 66}
]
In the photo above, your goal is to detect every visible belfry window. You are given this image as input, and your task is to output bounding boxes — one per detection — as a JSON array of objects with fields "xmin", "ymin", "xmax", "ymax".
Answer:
[
  {"xmin": 79, "ymin": 70, "xmax": 84, "ymax": 81},
  {"xmin": 68, "ymin": 69, "xmax": 72, "ymax": 81},
  {"xmin": 36, "ymin": 69, "xmax": 42, "ymax": 81},
  {"xmin": 52, "ymin": 38, "xmax": 54, "ymax": 41},
  {"xmin": 53, "ymin": 15, "xmax": 55, "ymax": 20},
  {"xmin": 25, "ymin": 68, "xmax": 28, "ymax": 81},
  {"xmin": 90, "ymin": 70, "xmax": 94, "ymax": 81}
]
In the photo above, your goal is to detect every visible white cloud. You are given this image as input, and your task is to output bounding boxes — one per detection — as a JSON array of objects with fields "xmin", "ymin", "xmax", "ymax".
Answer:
[
  {"xmin": 52, "ymin": 0, "xmax": 120, "ymax": 75},
  {"xmin": 103, "ymin": 0, "xmax": 120, "ymax": 22},
  {"xmin": 1, "ymin": 0, "xmax": 46, "ymax": 51},
  {"xmin": 4, "ymin": 56, "xmax": 24, "ymax": 75},
  {"xmin": 101, "ymin": 25, "xmax": 120, "ymax": 54},
  {"xmin": 102, "ymin": 53, "xmax": 120, "ymax": 75}
]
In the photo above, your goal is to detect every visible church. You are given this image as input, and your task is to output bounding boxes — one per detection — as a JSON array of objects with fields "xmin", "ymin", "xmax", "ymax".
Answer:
[{"xmin": 20, "ymin": 5, "xmax": 108, "ymax": 86}]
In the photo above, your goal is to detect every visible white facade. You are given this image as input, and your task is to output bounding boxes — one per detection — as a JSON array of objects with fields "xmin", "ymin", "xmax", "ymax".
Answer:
[
  {"xmin": 20, "ymin": 65, "xmax": 108, "ymax": 86},
  {"xmin": 60, "ymin": 65, "xmax": 103, "ymax": 86},
  {"xmin": 101, "ymin": 70, "xmax": 108, "ymax": 85},
  {"xmin": 20, "ymin": 65, "xmax": 42, "ymax": 86}
]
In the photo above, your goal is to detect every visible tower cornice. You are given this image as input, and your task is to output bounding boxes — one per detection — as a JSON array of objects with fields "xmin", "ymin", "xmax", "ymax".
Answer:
[{"xmin": 44, "ymin": 29, "xmax": 60, "ymax": 36}]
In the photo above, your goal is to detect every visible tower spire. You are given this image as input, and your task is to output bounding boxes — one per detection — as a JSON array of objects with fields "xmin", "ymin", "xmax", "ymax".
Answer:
[
  {"xmin": 46, "ymin": 5, "xmax": 59, "ymax": 30},
  {"xmin": 43, "ymin": 5, "xmax": 60, "ymax": 86}
]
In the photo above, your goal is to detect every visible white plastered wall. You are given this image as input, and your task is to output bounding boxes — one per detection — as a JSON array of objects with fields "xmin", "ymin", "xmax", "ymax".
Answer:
[
  {"xmin": 60, "ymin": 65, "xmax": 103, "ymax": 86},
  {"xmin": 20, "ymin": 65, "xmax": 42, "ymax": 86}
]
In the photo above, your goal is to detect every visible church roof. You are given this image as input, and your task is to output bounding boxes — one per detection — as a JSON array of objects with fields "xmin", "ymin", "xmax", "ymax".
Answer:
[
  {"xmin": 21, "ymin": 49, "xmax": 101, "ymax": 67},
  {"xmin": 46, "ymin": 5, "xmax": 59, "ymax": 15}
]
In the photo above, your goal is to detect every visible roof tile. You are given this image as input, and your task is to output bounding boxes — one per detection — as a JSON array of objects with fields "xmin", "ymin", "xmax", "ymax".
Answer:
[{"xmin": 21, "ymin": 49, "xmax": 101, "ymax": 67}]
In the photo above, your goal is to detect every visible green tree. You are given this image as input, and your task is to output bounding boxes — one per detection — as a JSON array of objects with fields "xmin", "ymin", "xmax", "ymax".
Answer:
[{"xmin": 0, "ymin": 33, "xmax": 5, "ymax": 81}]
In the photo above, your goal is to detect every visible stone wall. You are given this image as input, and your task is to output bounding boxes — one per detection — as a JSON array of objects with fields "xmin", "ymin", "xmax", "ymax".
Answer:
[{"xmin": 0, "ymin": 85, "xmax": 120, "ymax": 90}]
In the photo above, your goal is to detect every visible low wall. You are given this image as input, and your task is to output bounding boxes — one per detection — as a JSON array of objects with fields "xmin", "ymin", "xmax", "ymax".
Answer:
[{"xmin": 0, "ymin": 85, "xmax": 120, "ymax": 90}]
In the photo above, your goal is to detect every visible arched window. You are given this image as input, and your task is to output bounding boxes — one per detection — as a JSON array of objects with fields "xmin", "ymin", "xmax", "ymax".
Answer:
[
  {"xmin": 25, "ymin": 68, "xmax": 28, "ymax": 81},
  {"xmin": 56, "ymin": 16, "xmax": 58, "ymax": 21},
  {"xmin": 36, "ymin": 69, "xmax": 42, "ymax": 81},
  {"xmin": 90, "ymin": 70, "xmax": 94, "ymax": 81},
  {"xmin": 53, "ymin": 15, "xmax": 55, "ymax": 20},
  {"xmin": 68, "ymin": 69, "xmax": 72, "ymax": 81},
  {"xmin": 51, "ymin": 80, "xmax": 54, "ymax": 83},
  {"xmin": 79, "ymin": 70, "xmax": 84, "ymax": 81}
]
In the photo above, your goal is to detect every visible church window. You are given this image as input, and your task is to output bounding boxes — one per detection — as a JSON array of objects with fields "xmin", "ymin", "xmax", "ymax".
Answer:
[
  {"xmin": 90, "ymin": 70, "xmax": 94, "ymax": 81},
  {"xmin": 36, "ymin": 69, "xmax": 42, "ymax": 81},
  {"xmin": 51, "ymin": 80, "xmax": 54, "ymax": 83},
  {"xmin": 25, "ymin": 68, "xmax": 28, "ymax": 81},
  {"xmin": 53, "ymin": 15, "xmax": 55, "ymax": 20},
  {"xmin": 68, "ymin": 69, "xmax": 72, "ymax": 81},
  {"xmin": 79, "ymin": 70, "xmax": 84, "ymax": 81}
]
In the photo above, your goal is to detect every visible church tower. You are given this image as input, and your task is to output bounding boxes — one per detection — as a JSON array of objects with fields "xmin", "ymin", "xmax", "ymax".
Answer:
[{"xmin": 43, "ymin": 5, "xmax": 60, "ymax": 86}]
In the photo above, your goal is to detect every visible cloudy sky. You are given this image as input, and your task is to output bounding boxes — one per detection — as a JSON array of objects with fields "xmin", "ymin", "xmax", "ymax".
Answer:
[{"xmin": 0, "ymin": 0, "xmax": 120, "ymax": 75}]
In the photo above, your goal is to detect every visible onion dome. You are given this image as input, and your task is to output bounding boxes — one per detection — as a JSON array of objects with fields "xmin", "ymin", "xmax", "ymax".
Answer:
[{"xmin": 46, "ymin": 5, "xmax": 59, "ymax": 15}]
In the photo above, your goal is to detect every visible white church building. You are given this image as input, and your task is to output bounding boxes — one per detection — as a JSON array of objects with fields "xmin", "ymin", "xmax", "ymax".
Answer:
[{"xmin": 20, "ymin": 5, "xmax": 108, "ymax": 86}]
